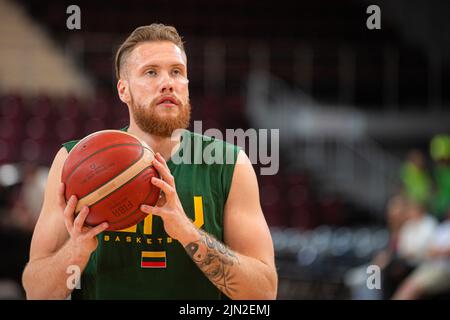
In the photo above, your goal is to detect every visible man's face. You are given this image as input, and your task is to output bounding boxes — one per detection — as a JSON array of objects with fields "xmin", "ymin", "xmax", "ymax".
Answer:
[{"xmin": 118, "ymin": 41, "xmax": 190, "ymax": 137}]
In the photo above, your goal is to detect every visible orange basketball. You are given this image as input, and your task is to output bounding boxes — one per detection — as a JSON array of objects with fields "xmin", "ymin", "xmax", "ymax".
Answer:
[{"xmin": 61, "ymin": 130, "xmax": 160, "ymax": 231}]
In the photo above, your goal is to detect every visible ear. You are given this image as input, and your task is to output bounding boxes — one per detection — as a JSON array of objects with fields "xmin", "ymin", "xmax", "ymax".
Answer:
[{"xmin": 117, "ymin": 79, "xmax": 130, "ymax": 104}]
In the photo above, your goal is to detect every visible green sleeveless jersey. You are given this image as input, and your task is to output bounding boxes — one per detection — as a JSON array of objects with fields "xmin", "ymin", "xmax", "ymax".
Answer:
[{"xmin": 62, "ymin": 128, "xmax": 240, "ymax": 299}]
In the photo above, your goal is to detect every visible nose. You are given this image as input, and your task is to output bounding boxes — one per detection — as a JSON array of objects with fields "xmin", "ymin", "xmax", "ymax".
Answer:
[{"xmin": 159, "ymin": 72, "xmax": 174, "ymax": 94}]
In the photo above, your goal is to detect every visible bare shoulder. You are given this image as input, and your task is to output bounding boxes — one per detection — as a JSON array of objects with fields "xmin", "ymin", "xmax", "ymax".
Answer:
[
  {"xmin": 40, "ymin": 147, "xmax": 69, "ymax": 211},
  {"xmin": 231, "ymin": 150, "xmax": 258, "ymax": 189},
  {"xmin": 227, "ymin": 150, "xmax": 260, "ymax": 208},
  {"xmin": 225, "ymin": 149, "xmax": 260, "ymax": 209},
  {"xmin": 224, "ymin": 150, "xmax": 274, "ymax": 265},
  {"xmin": 28, "ymin": 147, "xmax": 69, "ymax": 261}
]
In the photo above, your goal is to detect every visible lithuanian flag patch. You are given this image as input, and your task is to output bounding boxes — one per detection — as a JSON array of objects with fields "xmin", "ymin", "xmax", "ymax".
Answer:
[{"xmin": 141, "ymin": 251, "xmax": 167, "ymax": 268}]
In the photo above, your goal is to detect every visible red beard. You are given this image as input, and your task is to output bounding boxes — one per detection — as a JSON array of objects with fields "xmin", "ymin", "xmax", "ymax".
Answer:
[{"xmin": 130, "ymin": 93, "xmax": 191, "ymax": 137}]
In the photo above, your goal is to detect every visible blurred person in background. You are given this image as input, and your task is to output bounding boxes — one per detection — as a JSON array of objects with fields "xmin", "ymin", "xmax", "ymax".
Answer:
[
  {"xmin": 344, "ymin": 194, "xmax": 409, "ymax": 299},
  {"xmin": 400, "ymin": 149, "xmax": 431, "ymax": 208},
  {"xmin": 429, "ymin": 134, "xmax": 450, "ymax": 220},
  {"xmin": 396, "ymin": 199, "xmax": 437, "ymax": 263},
  {"xmin": 372, "ymin": 194, "xmax": 409, "ymax": 270},
  {"xmin": 393, "ymin": 208, "xmax": 450, "ymax": 300},
  {"xmin": 382, "ymin": 198, "xmax": 437, "ymax": 299},
  {"xmin": 0, "ymin": 162, "xmax": 47, "ymax": 299},
  {"xmin": 5, "ymin": 163, "xmax": 48, "ymax": 233}
]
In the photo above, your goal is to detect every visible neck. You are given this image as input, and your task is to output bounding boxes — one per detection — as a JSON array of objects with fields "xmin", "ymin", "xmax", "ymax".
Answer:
[{"xmin": 127, "ymin": 120, "xmax": 182, "ymax": 161}]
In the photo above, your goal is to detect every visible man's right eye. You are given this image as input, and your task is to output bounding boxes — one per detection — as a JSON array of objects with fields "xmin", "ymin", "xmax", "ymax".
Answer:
[{"xmin": 147, "ymin": 70, "xmax": 157, "ymax": 76}]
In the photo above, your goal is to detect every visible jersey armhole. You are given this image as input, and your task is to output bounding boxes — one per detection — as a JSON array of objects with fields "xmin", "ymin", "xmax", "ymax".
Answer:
[{"xmin": 222, "ymin": 144, "xmax": 242, "ymax": 204}]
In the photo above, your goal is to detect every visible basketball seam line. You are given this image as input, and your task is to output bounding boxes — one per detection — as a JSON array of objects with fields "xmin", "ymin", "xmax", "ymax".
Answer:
[
  {"xmin": 72, "ymin": 146, "xmax": 144, "ymax": 201},
  {"xmin": 88, "ymin": 166, "xmax": 156, "ymax": 226},
  {"xmin": 74, "ymin": 147, "xmax": 152, "ymax": 212},
  {"xmin": 64, "ymin": 143, "xmax": 143, "ymax": 183}
]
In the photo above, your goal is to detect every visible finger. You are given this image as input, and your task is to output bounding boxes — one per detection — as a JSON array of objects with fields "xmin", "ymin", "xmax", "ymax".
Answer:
[
  {"xmin": 155, "ymin": 153, "xmax": 173, "ymax": 180},
  {"xmin": 155, "ymin": 152, "xmax": 170, "ymax": 170},
  {"xmin": 140, "ymin": 205, "xmax": 166, "ymax": 217},
  {"xmin": 152, "ymin": 159, "xmax": 175, "ymax": 187},
  {"xmin": 63, "ymin": 195, "xmax": 77, "ymax": 230},
  {"xmin": 85, "ymin": 222, "xmax": 109, "ymax": 239},
  {"xmin": 73, "ymin": 206, "xmax": 90, "ymax": 233},
  {"xmin": 140, "ymin": 204, "xmax": 151, "ymax": 214},
  {"xmin": 57, "ymin": 182, "xmax": 67, "ymax": 208},
  {"xmin": 151, "ymin": 177, "xmax": 175, "ymax": 200}
]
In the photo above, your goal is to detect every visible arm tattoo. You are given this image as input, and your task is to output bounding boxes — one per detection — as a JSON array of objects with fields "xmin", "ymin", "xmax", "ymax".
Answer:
[{"xmin": 184, "ymin": 229, "xmax": 240, "ymax": 297}]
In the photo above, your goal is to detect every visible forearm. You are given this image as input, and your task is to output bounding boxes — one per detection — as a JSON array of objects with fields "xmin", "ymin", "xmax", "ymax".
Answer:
[
  {"xmin": 22, "ymin": 240, "xmax": 90, "ymax": 300},
  {"xmin": 181, "ymin": 227, "xmax": 277, "ymax": 300}
]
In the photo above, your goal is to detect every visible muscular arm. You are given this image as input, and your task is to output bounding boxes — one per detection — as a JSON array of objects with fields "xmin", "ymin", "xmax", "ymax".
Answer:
[
  {"xmin": 181, "ymin": 151, "xmax": 277, "ymax": 299},
  {"xmin": 22, "ymin": 148, "xmax": 108, "ymax": 299},
  {"xmin": 143, "ymin": 151, "xmax": 277, "ymax": 299},
  {"xmin": 22, "ymin": 236, "xmax": 91, "ymax": 299},
  {"xmin": 183, "ymin": 229, "xmax": 240, "ymax": 297},
  {"xmin": 183, "ymin": 230, "xmax": 276, "ymax": 299}
]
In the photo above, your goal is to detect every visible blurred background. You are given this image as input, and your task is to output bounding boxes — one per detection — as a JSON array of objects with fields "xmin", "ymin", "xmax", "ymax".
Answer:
[{"xmin": 1, "ymin": 0, "xmax": 450, "ymax": 299}]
